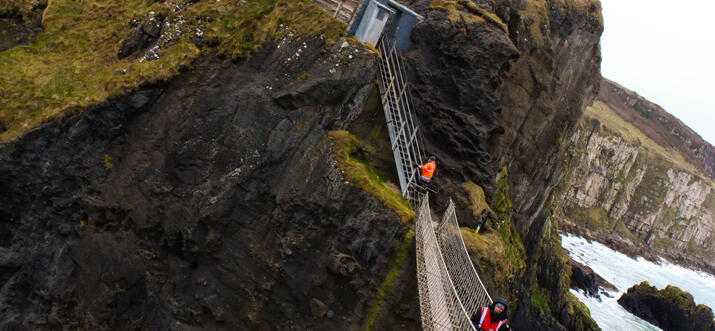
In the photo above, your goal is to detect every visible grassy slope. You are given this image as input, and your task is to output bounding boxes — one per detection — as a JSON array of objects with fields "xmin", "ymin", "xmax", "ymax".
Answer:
[
  {"xmin": 0, "ymin": 0, "xmax": 343, "ymax": 141},
  {"xmin": 585, "ymin": 101, "xmax": 712, "ymax": 187},
  {"xmin": 328, "ymin": 130, "xmax": 414, "ymax": 223}
]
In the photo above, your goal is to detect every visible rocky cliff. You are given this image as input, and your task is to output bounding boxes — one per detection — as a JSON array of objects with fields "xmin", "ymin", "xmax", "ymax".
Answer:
[
  {"xmin": 401, "ymin": 0, "xmax": 604, "ymax": 329},
  {"xmin": 556, "ymin": 79, "xmax": 715, "ymax": 271},
  {"xmin": 0, "ymin": 23, "xmax": 424, "ymax": 329},
  {"xmin": 0, "ymin": 0, "xmax": 609, "ymax": 329},
  {"xmin": 599, "ymin": 79, "xmax": 715, "ymax": 179}
]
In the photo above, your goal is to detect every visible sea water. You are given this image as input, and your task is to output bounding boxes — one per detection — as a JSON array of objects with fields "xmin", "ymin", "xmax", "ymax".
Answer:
[{"xmin": 560, "ymin": 233, "xmax": 715, "ymax": 331}]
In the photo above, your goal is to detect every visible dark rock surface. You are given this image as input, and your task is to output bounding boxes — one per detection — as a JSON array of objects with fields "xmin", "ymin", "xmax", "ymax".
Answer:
[
  {"xmin": 0, "ymin": 0, "xmax": 46, "ymax": 51},
  {"xmin": 404, "ymin": 1, "xmax": 603, "ymax": 330},
  {"xmin": 118, "ymin": 12, "xmax": 164, "ymax": 59},
  {"xmin": 569, "ymin": 259, "xmax": 600, "ymax": 299},
  {"xmin": 618, "ymin": 281, "xmax": 715, "ymax": 331},
  {"xmin": 569, "ymin": 258, "xmax": 616, "ymax": 299},
  {"xmin": 0, "ymin": 36, "xmax": 419, "ymax": 330},
  {"xmin": 407, "ymin": 3, "xmax": 517, "ymax": 199}
]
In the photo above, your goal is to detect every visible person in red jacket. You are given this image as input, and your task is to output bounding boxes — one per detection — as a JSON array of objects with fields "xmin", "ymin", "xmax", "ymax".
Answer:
[
  {"xmin": 471, "ymin": 297, "xmax": 510, "ymax": 331},
  {"xmin": 418, "ymin": 156, "xmax": 436, "ymax": 183}
]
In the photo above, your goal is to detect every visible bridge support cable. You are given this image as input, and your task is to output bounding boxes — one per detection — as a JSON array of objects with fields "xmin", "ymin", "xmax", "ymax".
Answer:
[
  {"xmin": 435, "ymin": 200, "xmax": 493, "ymax": 316},
  {"xmin": 377, "ymin": 37, "xmax": 426, "ymax": 205}
]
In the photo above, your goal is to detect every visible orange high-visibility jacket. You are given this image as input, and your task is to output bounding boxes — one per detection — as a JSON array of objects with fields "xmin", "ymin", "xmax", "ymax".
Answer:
[{"xmin": 420, "ymin": 161, "xmax": 436, "ymax": 178}]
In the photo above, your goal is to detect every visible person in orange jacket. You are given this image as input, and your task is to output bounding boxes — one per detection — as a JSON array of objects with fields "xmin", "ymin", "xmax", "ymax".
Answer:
[{"xmin": 419, "ymin": 156, "xmax": 436, "ymax": 183}]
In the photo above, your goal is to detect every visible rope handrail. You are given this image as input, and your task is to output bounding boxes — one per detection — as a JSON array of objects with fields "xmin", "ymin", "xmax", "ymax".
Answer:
[
  {"xmin": 415, "ymin": 194, "xmax": 477, "ymax": 330},
  {"xmin": 435, "ymin": 200, "xmax": 493, "ymax": 316},
  {"xmin": 415, "ymin": 195, "xmax": 495, "ymax": 330}
]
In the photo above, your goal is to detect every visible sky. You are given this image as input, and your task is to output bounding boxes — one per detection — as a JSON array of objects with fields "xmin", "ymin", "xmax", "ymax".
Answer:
[{"xmin": 599, "ymin": 0, "xmax": 715, "ymax": 145}]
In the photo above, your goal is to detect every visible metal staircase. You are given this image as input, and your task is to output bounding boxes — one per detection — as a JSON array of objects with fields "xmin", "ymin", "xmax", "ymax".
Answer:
[{"xmin": 377, "ymin": 37, "xmax": 426, "ymax": 204}]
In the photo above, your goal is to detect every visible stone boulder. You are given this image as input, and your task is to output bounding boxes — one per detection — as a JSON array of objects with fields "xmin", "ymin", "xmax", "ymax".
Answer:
[{"xmin": 617, "ymin": 281, "xmax": 715, "ymax": 331}]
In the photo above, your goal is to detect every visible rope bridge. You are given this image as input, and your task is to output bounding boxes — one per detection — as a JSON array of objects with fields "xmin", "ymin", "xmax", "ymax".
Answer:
[
  {"xmin": 415, "ymin": 194, "xmax": 493, "ymax": 330},
  {"xmin": 375, "ymin": 35, "xmax": 493, "ymax": 331}
]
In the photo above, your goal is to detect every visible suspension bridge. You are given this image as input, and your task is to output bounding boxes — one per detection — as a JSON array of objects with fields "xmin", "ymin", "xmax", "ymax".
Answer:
[{"xmin": 377, "ymin": 38, "xmax": 494, "ymax": 330}]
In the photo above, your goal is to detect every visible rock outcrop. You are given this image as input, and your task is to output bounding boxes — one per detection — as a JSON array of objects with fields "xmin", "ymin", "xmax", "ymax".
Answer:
[
  {"xmin": 402, "ymin": 0, "xmax": 604, "ymax": 329},
  {"xmin": 618, "ymin": 281, "xmax": 715, "ymax": 331},
  {"xmin": 0, "ymin": 35, "xmax": 420, "ymax": 329},
  {"xmin": 555, "ymin": 80, "xmax": 715, "ymax": 270}
]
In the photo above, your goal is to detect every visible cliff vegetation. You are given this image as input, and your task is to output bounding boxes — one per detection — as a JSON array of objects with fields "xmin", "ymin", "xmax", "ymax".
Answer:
[{"xmin": 0, "ymin": 0, "xmax": 343, "ymax": 141}]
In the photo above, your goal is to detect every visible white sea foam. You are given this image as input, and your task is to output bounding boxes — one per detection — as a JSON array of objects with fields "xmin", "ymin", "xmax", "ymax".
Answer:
[{"xmin": 560, "ymin": 233, "xmax": 715, "ymax": 331}]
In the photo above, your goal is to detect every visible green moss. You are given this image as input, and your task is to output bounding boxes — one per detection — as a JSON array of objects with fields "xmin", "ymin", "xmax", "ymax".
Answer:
[
  {"xmin": 0, "ymin": 0, "xmax": 344, "ymax": 141},
  {"xmin": 102, "ymin": 154, "xmax": 113, "ymax": 171},
  {"xmin": 362, "ymin": 230, "xmax": 413, "ymax": 331},
  {"xmin": 346, "ymin": 86, "xmax": 397, "ymax": 184},
  {"xmin": 493, "ymin": 167, "xmax": 512, "ymax": 214},
  {"xmin": 563, "ymin": 293, "xmax": 598, "ymax": 331},
  {"xmin": 328, "ymin": 131, "xmax": 414, "ymax": 223},
  {"xmin": 517, "ymin": 0, "xmax": 551, "ymax": 48},
  {"xmin": 429, "ymin": 0, "xmax": 507, "ymax": 33},
  {"xmin": 491, "ymin": 167, "xmax": 526, "ymax": 272},
  {"xmin": 114, "ymin": 282, "xmax": 126, "ymax": 295},
  {"xmin": 460, "ymin": 167, "xmax": 525, "ymax": 295},
  {"xmin": 462, "ymin": 228, "xmax": 525, "ymax": 292},
  {"xmin": 529, "ymin": 278, "xmax": 551, "ymax": 316},
  {"xmin": 622, "ymin": 282, "xmax": 715, "ymax": 330},
  {"xmin": 459, "ymin": 181, "xmax": 496, "ymax": 218}
]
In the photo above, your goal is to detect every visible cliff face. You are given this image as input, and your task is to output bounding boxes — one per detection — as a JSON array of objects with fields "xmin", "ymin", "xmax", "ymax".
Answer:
[
  {"xmin": 0, "ymin": 0, "xmax": 610, "ymax": 329},
  {"xmin": 599, "ymin": 79, "xmax": 715, "ymax": 179},
  {"xmin": 556, "ymin": 82, "xmax": 715, "ymax": 268},
  {"xmin": 401, "ymin": 0, "xmax": 604, "ymax": 329},
  {"xmin": 0, "ymin": 35, "xmax": 419, "ymax": 329}
]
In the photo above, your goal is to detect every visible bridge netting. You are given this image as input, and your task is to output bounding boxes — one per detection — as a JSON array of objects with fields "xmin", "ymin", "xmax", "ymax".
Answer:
[{"xmin": 415, "ymin": 194, "xmax": 493, "ymax": 330}]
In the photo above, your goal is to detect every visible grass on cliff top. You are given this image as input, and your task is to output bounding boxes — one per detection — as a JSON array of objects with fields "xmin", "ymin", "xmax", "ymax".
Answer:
[
  {"xmin": 458, "ymin": 181, "xmax": 496, "ymax": 218},
  {"xmin": 328, "ymin": 131, "xmax": 414, "ymax": 223},
  {"xmin": 586, "ymin": 101, "xmax": 712, "ymax": 186},
  {"xmin": 0, "ymin": 0, "xmax": 343, "ymax": 141},
  {"xmin": 429, "ymin": 0, "xmax": 506, "ymax": 32}
]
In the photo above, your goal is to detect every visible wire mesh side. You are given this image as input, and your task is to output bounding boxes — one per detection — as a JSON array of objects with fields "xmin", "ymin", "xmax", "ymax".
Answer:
[
  {"xmin": 415, "ymin": 195, "xmax": 477, "ymax": 331},
  {"xmin": 435, "ymin": 200, "xmax": 493, "ymax": 316}
]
